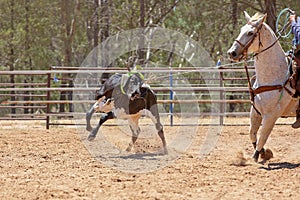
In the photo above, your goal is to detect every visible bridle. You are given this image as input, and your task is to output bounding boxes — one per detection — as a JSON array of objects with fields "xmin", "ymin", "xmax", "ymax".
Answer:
[
  {"xmin": 234, "ymin": 21, "xmax": 264, "ymax": 60},
  {"xmin": 235, "ymin": 20, "xmax": 284, "ymax": 60}
]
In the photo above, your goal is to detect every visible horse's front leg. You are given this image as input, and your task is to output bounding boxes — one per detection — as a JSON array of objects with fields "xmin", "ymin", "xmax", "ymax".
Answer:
[
  {"xmin": 252, "ymin": 115, "xmax": 276, "ymax": 162},
  {"xmin": 249, "ymin": 106, "xmax": 262, "ymax": 150},
  {"xmin": 88, "ymin": 111, "xmax": 114, "ymax": 141}
]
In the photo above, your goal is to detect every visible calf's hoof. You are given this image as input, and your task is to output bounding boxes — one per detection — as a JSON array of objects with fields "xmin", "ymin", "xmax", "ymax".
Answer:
[
  {"xmin": 125, "ymin": 145, "xmax": 133, "ymax": 152},
  {"xmin": 86, "ymin": 125, "xmax": 93, "ymax": 132},
  {"xmin": 162, "ymin": 147, "xmax": 168, "ymax": 155},
  {"xmin": 87, "ymin": 134, "xmax": 96, "ymax": 141}
]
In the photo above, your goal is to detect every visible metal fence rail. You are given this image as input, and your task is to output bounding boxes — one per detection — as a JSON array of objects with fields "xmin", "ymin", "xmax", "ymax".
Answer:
[{"xmin": 0, "ymin": 66, "xmax": 256, "ymax": 128}]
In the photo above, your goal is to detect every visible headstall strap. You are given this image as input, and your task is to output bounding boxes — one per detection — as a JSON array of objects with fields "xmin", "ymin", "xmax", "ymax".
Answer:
[
  {"xmin": 237, "ymin": 23, "xmax": 263, "ymax": 59},
  {"xmin": 235, "ymin": 39, "xmax": 245, "ymax": 48}
]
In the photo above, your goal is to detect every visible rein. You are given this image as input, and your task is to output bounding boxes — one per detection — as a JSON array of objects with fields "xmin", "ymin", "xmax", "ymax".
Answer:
[
  {"xmin": 253, "ymin": 35, "xmax": 281, "ymax": 57},
  {"xmin": 253, "ymin": 23, "xmax": 286, "ymax": 57},
  {"xmin": 243, "ymin": 59, "xmax": 261, "ymax": 115}
]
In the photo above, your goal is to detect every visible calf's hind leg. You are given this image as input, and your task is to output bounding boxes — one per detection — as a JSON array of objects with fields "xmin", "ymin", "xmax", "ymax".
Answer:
[{"xmin": 157, "ymin": 128, "xmax": 167, "ymax": 154}]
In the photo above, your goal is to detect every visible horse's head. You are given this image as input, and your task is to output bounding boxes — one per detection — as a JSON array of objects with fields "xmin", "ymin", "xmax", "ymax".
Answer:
[
  {"xmin": 227, "ymin": 11, "xmax": 267, "ymax": 61},
  {"xmin": 124, "ymin": 73, "xmax": 144, "ymax": 98}
]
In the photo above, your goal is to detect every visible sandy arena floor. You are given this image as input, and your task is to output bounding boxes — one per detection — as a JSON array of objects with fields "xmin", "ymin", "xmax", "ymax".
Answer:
[{"xmin": 0, "ymin": 119, "xmax": 299, "ymax": 199}]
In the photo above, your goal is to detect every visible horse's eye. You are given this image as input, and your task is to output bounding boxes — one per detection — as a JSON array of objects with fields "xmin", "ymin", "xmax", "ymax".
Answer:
[{"xmin": 247, "ymin": 31, "xmax": 254, "ymax": 36}]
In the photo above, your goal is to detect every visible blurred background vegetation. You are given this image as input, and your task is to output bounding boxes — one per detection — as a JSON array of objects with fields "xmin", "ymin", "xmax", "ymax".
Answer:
[{"xmin": 0, "ymin": 0, "xmax": 299, "ymax": 71}]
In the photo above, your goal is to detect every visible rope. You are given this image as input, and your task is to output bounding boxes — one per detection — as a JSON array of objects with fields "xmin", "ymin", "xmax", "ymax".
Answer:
[
  {"xmin": 276, "ymin": 8, "xmax": 294, "ymax": 38},
  {"xmin": 144, "ymin": 60, "xmax": 255, "ymax": 83}
]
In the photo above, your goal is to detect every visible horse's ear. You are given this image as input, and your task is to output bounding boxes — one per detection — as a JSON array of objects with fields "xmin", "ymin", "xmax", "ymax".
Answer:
[
  {"xmin": 244, "ymin": 11, "xmax": 251, "ymax": 22},
  {"xmin": 262, "ymin": 13, "xmax": 267, "ymax": 23}
]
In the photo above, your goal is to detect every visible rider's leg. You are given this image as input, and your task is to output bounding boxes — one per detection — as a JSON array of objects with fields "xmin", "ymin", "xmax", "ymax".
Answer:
[
  {"xmin": 291, "ymin": 48, "xmax": 300, "ymax": 88},
  {"xmin": 292, "ymin": 99, "xmax": 300, "ymax": 129},
  {"xmin": 292, "ymin": 50, "xmax": 300, "ymax": 128},
  {"xmin": 290, "ymin": 70, "xmax": 298, "ymax": 90}
]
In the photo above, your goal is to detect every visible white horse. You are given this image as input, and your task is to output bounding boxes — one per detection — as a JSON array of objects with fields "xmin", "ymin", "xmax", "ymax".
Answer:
[{"xmin": 227, "ymin": 12, "xmax": 298, "ymax": 162}]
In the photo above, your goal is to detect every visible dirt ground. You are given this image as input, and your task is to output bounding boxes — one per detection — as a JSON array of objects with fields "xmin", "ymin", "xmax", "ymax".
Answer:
[{"xmin": 0, "ymin": 119, "xmax": 299, "ymax": 200}]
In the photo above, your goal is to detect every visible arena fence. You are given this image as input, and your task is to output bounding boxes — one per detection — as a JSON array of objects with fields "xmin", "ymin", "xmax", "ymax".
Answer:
[{"xmin": 0, "ymin": 66, "xmax": 258, "ymax": 128}]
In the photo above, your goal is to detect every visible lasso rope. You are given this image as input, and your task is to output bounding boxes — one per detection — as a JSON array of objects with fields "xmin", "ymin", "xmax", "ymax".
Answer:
[
  {"xmin": 276, "ymin": 8, "xmax": 294, "ymax": 38},
  {"xmin": 143, "ymin": 60, "xmax": 255, "ymax": 84}
]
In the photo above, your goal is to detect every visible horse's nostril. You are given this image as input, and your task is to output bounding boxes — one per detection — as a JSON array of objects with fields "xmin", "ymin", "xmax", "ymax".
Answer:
[{"xmin": 230, "ymin": 51, "xmax": 237, "ymax": 58}]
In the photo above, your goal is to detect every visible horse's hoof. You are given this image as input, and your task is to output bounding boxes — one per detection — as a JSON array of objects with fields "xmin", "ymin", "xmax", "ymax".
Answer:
[
  {"xmin": 87, "ymin": 135, "xmax": 95, "ymax": 141},
  {"xmin": 86, "ymin": 125, "xmax": 93, "ymax": 132}
]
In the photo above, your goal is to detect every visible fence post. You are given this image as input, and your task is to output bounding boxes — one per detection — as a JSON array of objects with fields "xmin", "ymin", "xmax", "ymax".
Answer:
[
  {"xmin": 217, "ymin": 59, "xmax": 224, "ymax": 126},
  {"xmin": 46, "ymin": 73, "xmax": 51, "ymax": 129},
  {"xmin": 169, "ymin": 70, "xmax": 173, "ymax": 126},
  {"xmin": 219, "ymin": 71, "xmax": 224, "ymax": 125}
]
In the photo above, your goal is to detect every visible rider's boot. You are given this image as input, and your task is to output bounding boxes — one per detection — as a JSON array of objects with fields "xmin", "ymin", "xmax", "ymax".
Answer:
[{"xmin": 292, "ymin": 101, "xmax": 300, "ymax": 129}]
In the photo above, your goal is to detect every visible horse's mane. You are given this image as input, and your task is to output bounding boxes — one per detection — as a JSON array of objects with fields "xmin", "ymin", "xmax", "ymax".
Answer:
[
  {"xmin": 250, "ymin": 12, "xmax": 277, "ymax": 38},
  {"xmin": 262, "ymin": 22, "xmax": 277, "ymax": 38},
  {"xmin": 250, "ymin": 12, "xmax": 264, "ymax": 22}
]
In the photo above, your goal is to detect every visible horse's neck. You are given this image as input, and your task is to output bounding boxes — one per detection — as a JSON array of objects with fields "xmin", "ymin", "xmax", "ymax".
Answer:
[{"xmin": 254, "ymin": 25, "xmax": 288, "ymax": 86}]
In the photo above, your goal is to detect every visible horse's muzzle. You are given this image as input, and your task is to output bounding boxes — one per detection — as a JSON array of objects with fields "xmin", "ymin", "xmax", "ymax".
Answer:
[
  {"xmin": 227, "ymin": 49, "xmax": 240, "ymax": 61},
  {"xmin": 228, "ymin": 50, "xmax": 236, "ymax": 58},
  {"xmin": 227, "ymin": 47, "xmax": 244, "ymax": 61}
]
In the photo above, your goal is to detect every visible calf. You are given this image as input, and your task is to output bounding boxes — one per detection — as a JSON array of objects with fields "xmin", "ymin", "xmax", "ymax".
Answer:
[{"xmin": 86, "ymin": 73, "xmax": 167, "ymax": 154}]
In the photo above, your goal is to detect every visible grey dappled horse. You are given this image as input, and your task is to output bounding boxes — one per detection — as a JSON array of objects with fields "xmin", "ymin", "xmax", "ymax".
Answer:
[{"xmin": 228, "ymin": 12, "xmax": 298, "ymax": 162}]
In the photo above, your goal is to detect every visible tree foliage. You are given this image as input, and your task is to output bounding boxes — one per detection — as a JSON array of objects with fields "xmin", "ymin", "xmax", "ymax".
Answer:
[{"xmin": 0, "ymin": 0, "xmax": 299, "ymax": 70}]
